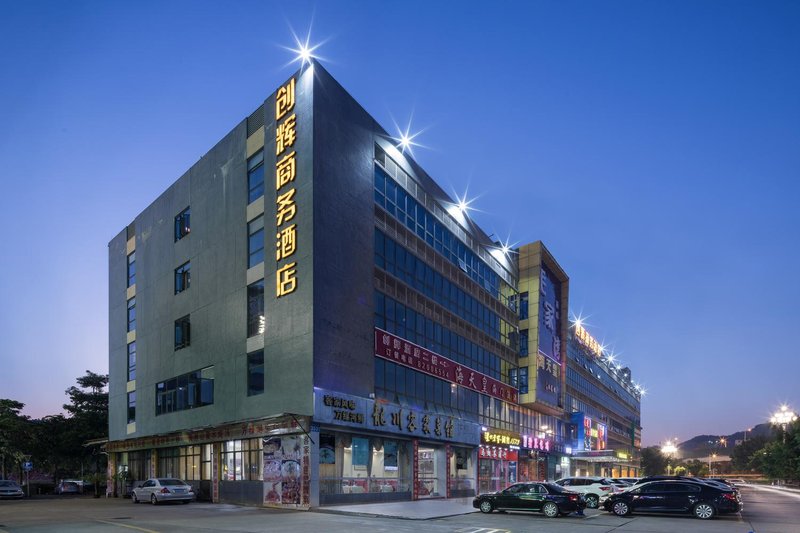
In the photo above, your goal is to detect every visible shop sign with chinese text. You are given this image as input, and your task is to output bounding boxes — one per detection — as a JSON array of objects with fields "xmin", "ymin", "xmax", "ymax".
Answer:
[
  {"xmin": 374, "ymin": 328, "xmax": 518, "ymax": 403},
  {"xmin": 313, "ymin": 388, "xmax": 481, "ymax": 445}
]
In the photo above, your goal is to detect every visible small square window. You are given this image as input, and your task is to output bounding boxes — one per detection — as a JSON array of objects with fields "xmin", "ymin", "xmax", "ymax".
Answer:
[
  {"xmin": 174, "ymin": 315, "xmax": 191, "ymax": 350},
  {"xmin": 175, "ymin": 261, "xmax": 191, "ymax": 294},
  {"xmin": 174, "ymin": 207, "xmax": 191, "ymax": 241}
]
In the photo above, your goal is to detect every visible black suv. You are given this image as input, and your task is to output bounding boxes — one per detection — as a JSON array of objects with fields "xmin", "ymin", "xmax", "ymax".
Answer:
[{"xmin": 603, "ymin": 479, "xmax": 741, "ymax": 520}]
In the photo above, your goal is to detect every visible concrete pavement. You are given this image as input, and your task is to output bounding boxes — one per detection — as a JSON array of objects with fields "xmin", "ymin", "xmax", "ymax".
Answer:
[{"xmin": 316, "ymin": 496, "xmax": 479, "ymax": 520}]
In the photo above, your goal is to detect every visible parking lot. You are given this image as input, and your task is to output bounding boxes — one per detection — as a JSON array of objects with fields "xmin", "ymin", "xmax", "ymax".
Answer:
[{"xmin": 0, "ymin": 485, "xmax": 795, "ymax": 532}]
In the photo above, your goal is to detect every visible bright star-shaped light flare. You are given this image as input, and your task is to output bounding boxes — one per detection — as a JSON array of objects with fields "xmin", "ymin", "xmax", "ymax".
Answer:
[
  {"xmin": 391, "ymin": 119, "xmax": 425, "ymax": 156},
  {"xmin": 283, "ymin": 21, "xmax": 327, "ymax": 68}
]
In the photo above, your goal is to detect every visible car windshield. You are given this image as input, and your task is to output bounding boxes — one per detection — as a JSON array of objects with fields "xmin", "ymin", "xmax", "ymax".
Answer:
[
  {"xmin": 159, "ymin": 479, "xmax": 186, "ymax": 486},
  {"xmin": 542, "ymin": 482, "xmax": 565, "ymax": 493},
  {"xmin": 0, "ymin": 481, "xmax": 20, "ymax": 487}
]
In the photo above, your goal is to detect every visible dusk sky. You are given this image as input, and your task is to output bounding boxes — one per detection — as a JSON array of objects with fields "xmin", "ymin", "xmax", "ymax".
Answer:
[{"xmin": 1, "ymin": 1, "xmax": 798, "ymax": 447}]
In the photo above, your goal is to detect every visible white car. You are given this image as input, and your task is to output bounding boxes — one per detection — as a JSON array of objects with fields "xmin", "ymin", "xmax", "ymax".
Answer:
[
  {"xmin": 131, "ymin": 478, "xmax": 195, "ymax": 504},
  {"xmin": 554, "ymin": 477, "xmax": 616, "ymax": 508}
]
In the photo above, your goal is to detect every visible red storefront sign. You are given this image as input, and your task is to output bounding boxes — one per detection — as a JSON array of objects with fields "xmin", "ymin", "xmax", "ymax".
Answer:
[
  {"xmin": 374, "ymin": 328, "xmax": 518, "ymax": 403},
  {"xmin": 479, "ymin": 445, "xmax": 518, "ymax": 462}
]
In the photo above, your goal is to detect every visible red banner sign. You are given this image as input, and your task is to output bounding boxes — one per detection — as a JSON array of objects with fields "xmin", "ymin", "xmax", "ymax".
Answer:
[
  {"xmin": 479, "ymin": 445, "xmax": 518, "ymax": 462},
  {"xmin": 375, "ymin": 328, "xmax": 518, "ymax": 403}
]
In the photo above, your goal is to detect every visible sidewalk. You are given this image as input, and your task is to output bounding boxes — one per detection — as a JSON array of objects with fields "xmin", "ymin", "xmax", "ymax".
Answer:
[{"xmin": 315, "ymin": 497, "xmax": 479, "ymax": 520}]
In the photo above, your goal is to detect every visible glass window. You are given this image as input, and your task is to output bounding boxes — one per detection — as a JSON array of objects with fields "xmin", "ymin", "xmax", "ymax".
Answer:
[
  {"xmin": 248, "ymin": 216, "xmax": 265, "ymax": 268},
  {"xmin": 519, "ymin": 329, "xmax": 528, "ymax": 356},
  {"xmin": 247, "ymin": 280, "xmax": 265, "ymax": 337},
  {"xmin": 127, "ymin": 252, "xmax": 136, "ymax": 287},
  {"xmin": 127, "ymin": 298, "xmax": 136, "ymax": 332},
  {"xmin": 174, "ymin": 315, "xmax": 191, "ymax": 350},
  {"xmin": 127, "ymin": 342, "xmax": 136, "ymax": 382},
  {"xmin": 247, "ymin": 150, "xmax": 265, "ymax": 204},
  {"xmin": 127, "ymin": 391, "xmax": 136, "ymax": 423},
  {"xmin": 155, "ymin": 367, "xmax": 214, "ymax": 416},
  {"xmin": 519, "ymin": 367, "xmax": 528, "ymax": 394},
  {"xmin": 247, "ymin": 350, "xmax": 264, "ymax": 396},
  {"xmin": 174, "ymin": 261, "xmax": 191, "ymax": 294},
  {"xmin": 519, "ymin": 292, "xmax": 529, "ymax": 320},
  {"xmin": 174, "ymin": 207, "xmax": 191, "ymax": 241}
]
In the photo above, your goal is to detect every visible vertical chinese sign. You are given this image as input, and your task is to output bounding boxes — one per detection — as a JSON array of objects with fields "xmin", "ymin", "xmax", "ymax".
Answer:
[{"xmin": 275, "ymin": 77, "xmax": 298, "ymax": 298}]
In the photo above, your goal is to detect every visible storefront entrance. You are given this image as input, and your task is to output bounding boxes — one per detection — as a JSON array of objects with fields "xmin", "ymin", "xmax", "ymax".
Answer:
[{"xmin": 416, "ymin": 445, "xmax": 445, "ymax": 498}]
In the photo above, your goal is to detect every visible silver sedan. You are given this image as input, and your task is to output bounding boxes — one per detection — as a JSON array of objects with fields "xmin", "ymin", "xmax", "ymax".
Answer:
[{"xmin": 131, "ymin": 478, "xmax": 195, "ymax": 504}]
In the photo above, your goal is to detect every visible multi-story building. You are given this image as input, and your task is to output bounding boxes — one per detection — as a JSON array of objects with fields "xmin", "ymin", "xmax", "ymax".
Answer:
[
  {"xmin": 107, "ymin": 61, "xmax": 574, "ymax": 508},
  {"xmin": 565, "ymin": 320, "xmax": 642, "ymax": 477}
]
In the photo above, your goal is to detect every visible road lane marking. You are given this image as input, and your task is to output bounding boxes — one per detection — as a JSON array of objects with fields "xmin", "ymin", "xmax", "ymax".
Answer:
[{"xmin": 95, "ymin": 519, "xmax": 160, "ymax": 533}]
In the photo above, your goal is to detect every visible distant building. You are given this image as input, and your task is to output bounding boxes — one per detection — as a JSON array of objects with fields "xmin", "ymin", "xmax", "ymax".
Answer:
[{"xmin": 565, "ymin": 321, "xmax": 642, "ymax": 477}]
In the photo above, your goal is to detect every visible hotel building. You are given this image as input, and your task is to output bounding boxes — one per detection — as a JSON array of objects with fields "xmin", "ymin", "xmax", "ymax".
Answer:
[{"xmin": 107, "ymin": 61, "xmax": 638, "ymax": 507}]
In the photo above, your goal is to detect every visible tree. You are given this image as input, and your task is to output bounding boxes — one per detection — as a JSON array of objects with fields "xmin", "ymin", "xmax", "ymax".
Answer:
[
  {"xmin": 0, "ymin": 399, "xmax": 31, "ymax": 480},
  {"xmin": 683, "ymin": 459, "xmax": 708, "ymax": 477},
  {"xmin": 640, "ymin": 446, "xmax": 668, "ymax": 475},
  {"xmin": 730, "ymin": 435, "xmax": 769, "ymax": 473}
]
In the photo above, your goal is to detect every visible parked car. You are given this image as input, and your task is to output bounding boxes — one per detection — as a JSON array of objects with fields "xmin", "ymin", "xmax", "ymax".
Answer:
[
  {"xmin": 56, "ymin": 481, "xmax": 81, "ymax": 495},
  {"xmin": 554, "ymin": 477, "xmax": 616, "ymax": 508},
  {"xmin": 603, "ymin": 479, "xmax": 741, "ymax": 520},
  {"xmin": 131, "ymin": 478, "xmax": 195, "ymax": 504},
  {"xmin": 615, "ymin": 477, "xmax": 640, "ymax": 484},
  {"xmin": 0, "ymin": 480, "xmax": 24, "ymax": 499},
  {"xmin": 472, "ymin": 482, "xmax": 586, "ymax": 517},
  {"xmin": 634, "ymin": 475, "xmax": 696, "ymax": 485}
]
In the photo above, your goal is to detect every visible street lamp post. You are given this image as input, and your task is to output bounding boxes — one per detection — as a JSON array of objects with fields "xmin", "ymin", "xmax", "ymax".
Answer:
[
  {"xmin": 709, "ymin": 453, "xmax": 717, "ymax": 476},
  {"xmin": 661, "ymin": 439, "xmax": 678, "ymax": 475},
  {"xmin": 770, "ymin": 405, "xmax": 798, "ymax": 443}
]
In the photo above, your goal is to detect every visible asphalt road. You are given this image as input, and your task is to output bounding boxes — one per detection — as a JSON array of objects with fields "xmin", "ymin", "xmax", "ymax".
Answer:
[{"xmin": 0, "ymin": 485, "xmax": 796, "ymax": 533}]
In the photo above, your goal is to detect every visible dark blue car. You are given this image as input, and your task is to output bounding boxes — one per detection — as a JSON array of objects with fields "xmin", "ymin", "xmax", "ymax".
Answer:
[{"xmin": 604, "ymin": 479, "xmax": 741, "ymax": 520}]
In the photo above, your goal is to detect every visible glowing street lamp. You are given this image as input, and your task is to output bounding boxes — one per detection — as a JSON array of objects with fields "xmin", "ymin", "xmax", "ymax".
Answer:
[
  {"xmin": 771, "ymin": 405, "xmax": 798, "ymax": 443},
  {"xmin": 661, "ymin": 439, "xmax": 678, "ymax": 475},
  {"xmin": 709, "ymin": 452, "xmax": 717, "ymax": 476}
]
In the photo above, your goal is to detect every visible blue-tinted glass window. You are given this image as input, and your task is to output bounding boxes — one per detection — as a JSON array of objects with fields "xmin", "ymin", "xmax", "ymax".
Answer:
[
  {"xmin": 127, "ymin": 391, "xmax": 136, "ymax": 423},
  {"xmin": 127, "ymin": 298, "xmax": 136, "ymax": 332},
  {"xmin": 247, "ymin": 350, "xmax": 264, "ymax": 396},
  {"xmin": 174, "ymin": 261, "xmax": 190, "ymax": 294},
  {"xmin": 127, "ymin": 252, "xmax": 136, "ymax": 287},
  {"xmin": 127, "ymin": 341, "xmax": 136, "ymax": 381},
  {"xmin": 247, "ymin": 150, "xmax": 265, "ymax": 203},
  {"xmin": 248, "ymin": 215, "xmax": 265, "ymax": 268},
  {"xmin": 174, "ymin": 315, "xmax": 191, "ymax": 350},
  {"xmin": 247, "ymin": 280, "xmax": 265, "ymax": 337},
  {"xmin": 519, "ymin": 292, "xmax": 529, "ymax": 320},
  {"xmin": 520, "ymin": 329, "xmax": 529, "ymax": 356},
  {"xmin": 174, "ymin": 207, "xmax": 190, "ymax": 241}
]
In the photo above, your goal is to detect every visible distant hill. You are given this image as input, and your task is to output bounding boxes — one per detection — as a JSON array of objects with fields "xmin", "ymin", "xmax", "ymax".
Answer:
[{"xmin": 677, "ymin": 423, "xmax": 772, "ymax": 458}]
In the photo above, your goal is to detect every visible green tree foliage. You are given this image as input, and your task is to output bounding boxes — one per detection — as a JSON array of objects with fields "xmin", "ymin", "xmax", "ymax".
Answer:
[
  {"xmin": 640, "ymin": 446, "xmax": 668, "ymax": 475},
  {"xmin": 0, "ymin": 399, "xmax": 31, "ymax": 479},
  {"xmin": 730, "ymin": 435, "xmax": 769, "ymax": 472},
  {"xmin": 752, "ymin": 420, "xmax": 800, "ymax": 481},
  {"xmin": 683, "ymin": 459, "xmax": 708, "ymax": 477}
]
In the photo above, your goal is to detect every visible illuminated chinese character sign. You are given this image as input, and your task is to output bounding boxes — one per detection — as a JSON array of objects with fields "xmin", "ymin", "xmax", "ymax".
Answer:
[
  {"xmin": 538, "ymin": 264, "xmax": 562, "ymax": 363},
  {"xmin": 275, "ymin": 77, "xmax": 298, "ymax": 298}
]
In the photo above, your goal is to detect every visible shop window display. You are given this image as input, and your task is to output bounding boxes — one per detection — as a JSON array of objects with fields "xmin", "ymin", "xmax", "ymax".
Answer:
[
  {"xmin": 318, "ymin": 432, "xmax": 413, "ymax": 496},
  {"xmin": 449, "ymin": 447, "xmax": 475, "ymax": 496}
]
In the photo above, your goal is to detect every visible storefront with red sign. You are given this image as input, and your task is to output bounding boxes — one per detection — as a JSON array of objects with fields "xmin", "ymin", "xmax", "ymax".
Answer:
[
  {"xmin": 517, "ymin": 435, "xmax": 553, "ymax": 482},
  {"xmin": 477, "ymin": 429, "xmax": 520, "ymax": 493}
]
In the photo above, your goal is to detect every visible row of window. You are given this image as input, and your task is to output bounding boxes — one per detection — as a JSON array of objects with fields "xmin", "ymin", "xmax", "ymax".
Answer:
[
  {"xmin": 155, "ymin": 367, "xmax": 215, "ymax": 416},
  {"xmin": 374, "ymin": 161, "xmax": 516, "ymax": 310},
  {"xmin": 375, "ymin": 230, "xmax": 517, "ymax": 350},
  {"xmin": 374, "ymin": 290, "xmax": 511, "ymax": 383}
]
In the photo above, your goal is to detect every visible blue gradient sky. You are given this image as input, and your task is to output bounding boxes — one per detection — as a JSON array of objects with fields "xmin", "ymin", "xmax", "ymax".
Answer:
[{"xmin": 1, "ymin": 1, "xmax": 797, "ymax": 446}]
